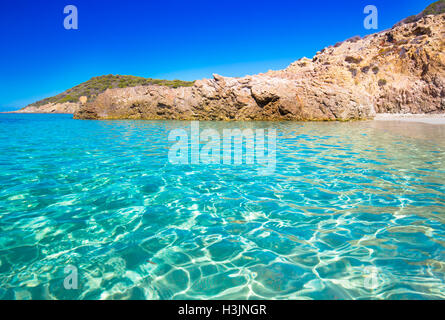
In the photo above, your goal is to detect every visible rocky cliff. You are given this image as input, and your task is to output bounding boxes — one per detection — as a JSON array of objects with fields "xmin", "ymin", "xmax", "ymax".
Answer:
[
  {"xmin": 15, "ymin": 75, "xmax": 194, "ymax": 114},
  {"xmin": 74, "ymin": 13, "xmax": 445, "ymax": 121},
  {"xmin": 12, "ymin": 102, "xmax": 82, "ymax": 114}
]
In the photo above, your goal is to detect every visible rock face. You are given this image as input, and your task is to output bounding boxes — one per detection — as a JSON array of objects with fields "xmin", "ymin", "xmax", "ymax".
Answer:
[
  {"xmin": 72, "ymin": 14, "xmax": 441, "ymax": 121},
  {"xmin": 15, "ymin": 75, "xmax": 194, "ymax": 114},
  {"xmin": 14, "ymin": 102, "xmax": 81, "ymax": 114}
]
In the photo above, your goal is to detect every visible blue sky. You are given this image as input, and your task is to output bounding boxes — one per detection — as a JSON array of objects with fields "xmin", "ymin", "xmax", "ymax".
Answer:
[{"xmin": 0, "ymin": 0, "xmax": 433, "ymax": 110}]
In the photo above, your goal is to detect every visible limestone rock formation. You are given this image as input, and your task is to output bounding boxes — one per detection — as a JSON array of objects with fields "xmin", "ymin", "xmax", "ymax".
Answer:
[
  {"xmin": 15, "ymin": 75, "xmax": 194, "ymax": 114},
  {"xmin": 12, "ymin": 102, "xmax": 81, "ymax": 114},
  {"xmin": 74, "ymin": 13, "xmax": 445, "ymax": 121}
]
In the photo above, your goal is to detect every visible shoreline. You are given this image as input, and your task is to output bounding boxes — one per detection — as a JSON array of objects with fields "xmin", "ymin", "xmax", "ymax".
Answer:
[
  {"xmin": 374, "ymin": 113, "xmax": 445, "ymax": 125},
  {"xmin": 0, "ymin": 111, "xmax": 74, "ymax": 114},
  {"xmin": 3, "ymin": 112, "xmax": 445, "ymax": 125}
]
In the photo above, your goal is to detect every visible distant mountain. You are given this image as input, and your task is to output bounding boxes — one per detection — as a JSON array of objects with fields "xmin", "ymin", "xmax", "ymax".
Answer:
[{"xmin": 17, "ymin": 75, "xmax": 194, "ymax": 113}]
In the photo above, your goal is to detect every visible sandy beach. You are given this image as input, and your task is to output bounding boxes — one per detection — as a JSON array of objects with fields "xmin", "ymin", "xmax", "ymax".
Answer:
[{"xmin": 374, "ymin": 113, "xmax": 445, "ymax": 125}]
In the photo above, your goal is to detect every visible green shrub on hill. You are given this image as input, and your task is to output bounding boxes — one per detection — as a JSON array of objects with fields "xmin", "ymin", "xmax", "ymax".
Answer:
[
  {"xmin": 27, "ymin": 75, "xmax": 195, "ymax": 108},
  {"xmin": 396, "ymin": 0, "xmax": 445, "ymax": 26},
  {"xmin": 423, "ymin": 0, "xmax": 445, "ymax": 15}
]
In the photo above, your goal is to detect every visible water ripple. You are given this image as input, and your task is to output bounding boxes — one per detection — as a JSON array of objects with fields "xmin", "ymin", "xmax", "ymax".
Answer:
[{"xmin": 0, "ymin": 114, "xmax": 444, "ymax": 300}]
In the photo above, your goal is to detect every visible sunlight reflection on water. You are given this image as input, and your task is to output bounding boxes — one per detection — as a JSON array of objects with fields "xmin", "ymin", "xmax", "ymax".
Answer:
[{"xmin": 0, "ymin": 114, "xmax": 444, "ymax": 300}]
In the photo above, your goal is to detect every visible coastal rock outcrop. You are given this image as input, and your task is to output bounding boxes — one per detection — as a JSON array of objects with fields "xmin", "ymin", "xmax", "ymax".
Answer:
[
  {"xmin": 15, "ymin": 76, "xmax": 194, "ymax": 114},
  {"xmin": 14, "ymin": 102, "xmax": 81, "ymax": 114},
  {"xmin": 74, "ymin": 13, "xmax": 445, "ymax": 121}
]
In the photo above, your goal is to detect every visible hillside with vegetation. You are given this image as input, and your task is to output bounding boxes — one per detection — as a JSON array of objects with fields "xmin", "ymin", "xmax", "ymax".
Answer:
[
  {"xmin": 25, "ymin": 75, "xmax": 194, "ymax": 108},
  {"xmin": 396, "ymin": 0, "xmax": 445, "ymax": 25},
  {"xmin": 75, "ymin": 6, "xmax": 445, "ymax": 121}
]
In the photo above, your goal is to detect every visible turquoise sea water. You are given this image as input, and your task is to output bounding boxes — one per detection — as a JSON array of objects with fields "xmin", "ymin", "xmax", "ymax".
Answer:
[{"xmin": 0, "ymin": 113, "xmax": 444, "ymax": 300}]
